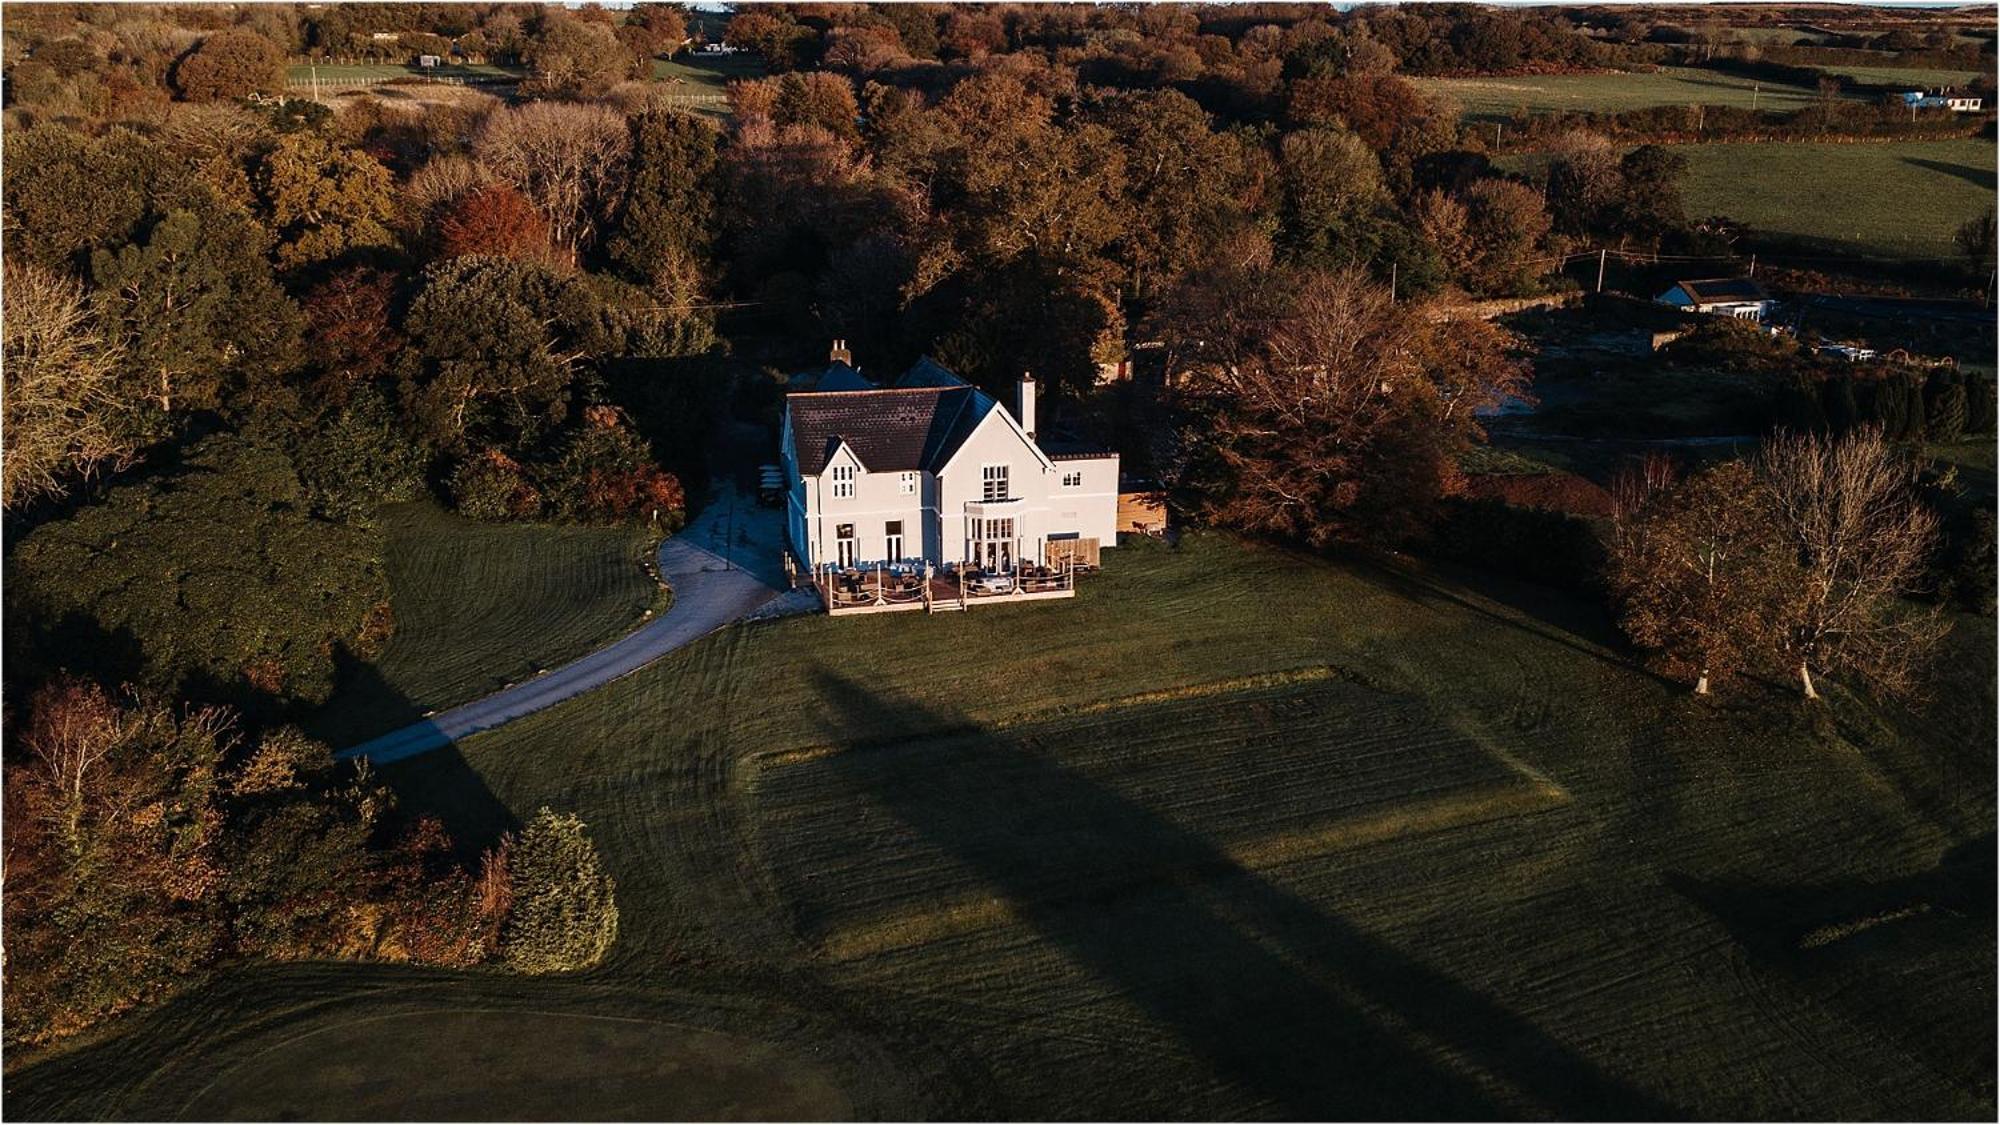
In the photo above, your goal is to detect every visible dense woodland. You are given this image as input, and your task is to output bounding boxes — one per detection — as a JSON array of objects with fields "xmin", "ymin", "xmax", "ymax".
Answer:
[{"xmin": 2, "ymin": 1, "xmax": 1994, "ymax": 1053}]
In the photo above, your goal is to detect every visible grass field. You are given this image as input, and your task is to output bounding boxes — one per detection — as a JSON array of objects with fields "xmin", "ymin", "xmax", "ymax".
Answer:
[
  {"xmin": 1497, "ymin": 137, "xmax": 1996, "ymax": 259},
  {"xmin": 1418, "ymin": 67, "xmax": 1832, "ymax": 122},
  {"xmin": 1826, "ymin": 65, "xmax": 1987, "ymax": 89},
  {"xmin": 651, "ymin": 53, "xmax": 763, "ymax": 90},
  {"xmin": 1674, "ymin": 139, "xmax": 1997, "ymax": 258},
  {"xmin": 305, "ymin": 502, "xmax": 666, "ymax": 749},
  {"xmin": 10, "ymin": 531, "xmax": 1992, "ymax": 1120}
]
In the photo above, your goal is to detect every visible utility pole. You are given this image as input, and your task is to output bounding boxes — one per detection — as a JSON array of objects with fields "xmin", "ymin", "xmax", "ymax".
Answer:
[
  {"xmin": 1751, "ymin": 83, "xmax": 1758, "ymax": 111},
  {"xmin": 1595, "ymin": 248, "xmax": 1606, "ymax": 293},
  {"xmin": 1748, "ymin": 253, "xmax": 1757, "ymax": 277},
  {"xmin": 1390, "ymin": 261, "xmax": 1397, "ymax": 303},
  {"xmin": 311, "ymin": 61, "xmax": 321, "ymax": 104}
]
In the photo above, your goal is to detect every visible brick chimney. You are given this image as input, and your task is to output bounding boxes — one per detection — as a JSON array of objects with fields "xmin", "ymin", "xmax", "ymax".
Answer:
[
  {"xmin": 829, "ymin": 338, "xmax": 851, "ymax": 365},
  {"xmin": 1016, "ymin": 372, "xmax": 1036, "ymax": 441}
]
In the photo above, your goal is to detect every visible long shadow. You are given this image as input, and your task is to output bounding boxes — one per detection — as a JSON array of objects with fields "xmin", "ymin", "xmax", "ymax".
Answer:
[
  {"xmin": 810, "ymin": 671, "xmax": 1674, "ymax": 1119},
  {"xmin": 1902, "ymin": 157, "xmax": 1997, "ymax": 191}
]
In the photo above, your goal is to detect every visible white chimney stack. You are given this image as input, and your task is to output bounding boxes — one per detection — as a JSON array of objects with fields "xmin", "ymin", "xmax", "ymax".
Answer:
[
  {"xmin": 829, "ymin": 338, "xmax": 851, "ymax": 365},
  {"xmin": 1016, "ymin": 372, "xmax": 1036, "ymax": 441}
]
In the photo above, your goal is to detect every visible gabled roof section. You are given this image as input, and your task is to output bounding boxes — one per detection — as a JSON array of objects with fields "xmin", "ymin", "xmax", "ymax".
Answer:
[
  {"xmin": 894, "ymin": 356, "xmax": 969, "ymax": 389},
  {"xmin": 786, "ymin": 360, "xmax": 874, "ymax": 393},
  {"xmin": 1671, "ymin": 277, "xmax": 1770, "ymax": 304},
  {"xmin": 787, "ymin": 386, "xmax": 980, "ymax": 475}
]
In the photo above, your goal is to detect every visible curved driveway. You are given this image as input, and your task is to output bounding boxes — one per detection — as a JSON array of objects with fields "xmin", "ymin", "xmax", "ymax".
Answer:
[{"xmin": 339, "ymin": 485, "xmax": 792, "ymax": 765}]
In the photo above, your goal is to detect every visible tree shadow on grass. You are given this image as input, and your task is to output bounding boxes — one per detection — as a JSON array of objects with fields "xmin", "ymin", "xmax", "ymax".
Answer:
[
  {"xmin": 809, "ymin": 670, "xmax": 1674, "ymax": 1119},
  {"xmin": 1901, "ymin": 157, "xmax": 1997, "ymax": 191}
]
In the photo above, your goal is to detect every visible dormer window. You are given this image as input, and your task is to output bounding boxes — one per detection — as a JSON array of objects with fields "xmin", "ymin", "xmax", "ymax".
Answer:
[{"xmin": 831, "ymin": 464, "xmax": 856, "ymax": 499}]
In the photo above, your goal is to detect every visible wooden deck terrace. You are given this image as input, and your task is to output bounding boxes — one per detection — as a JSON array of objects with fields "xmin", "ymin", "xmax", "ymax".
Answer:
[{"xmin": 810, "ymin": 566, "xmax": 1077, "ymax": 616}]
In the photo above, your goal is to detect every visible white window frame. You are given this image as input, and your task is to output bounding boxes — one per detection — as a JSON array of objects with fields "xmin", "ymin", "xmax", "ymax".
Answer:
[
  {"xmin": 831, "ymin": 464, "xmax": 856, "ymax": 499},
  {"xmin": 1062, "ymin": 470, "xmax": 1083, "ymax": 488},
  {"xmin": 900, "ymin": 471, "xmax": 917, "ymax": 495},
  {"xmin": 885, "ymin": 520, "xmax": 904, "ymax": 563},
  {"xmin": 982, "ymin": 464, "xmax": 1009, "ymax": 502}
]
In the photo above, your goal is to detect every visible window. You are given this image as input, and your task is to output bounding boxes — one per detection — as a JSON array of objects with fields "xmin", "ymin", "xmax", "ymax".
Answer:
[
  {"xmin": 1062, "ymin": 471, "xmax": 1083, "ymax": 488},
  {"xmin": 885, "ymin": 520, "xmax": 903, "ymax": 563},
  {"xmin": 835, "ymin": 523, "xmax": 856, "ymax": 567},
  {"xmin": 982, "ymin": 464, "xmax": 1009, "ymax": 501},
  {"xmin": 831, "ymin": 464, "xmax": 856, "ymax": 499},
  {"xmin": 900, "ymin": 471, "xmax": 917, "ymax": 495}
]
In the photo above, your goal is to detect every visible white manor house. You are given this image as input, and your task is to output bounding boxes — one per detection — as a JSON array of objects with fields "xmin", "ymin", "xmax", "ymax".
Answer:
[{"xmin": 780, "ymin": 346, "xmax": 1119, "ymax": 578}]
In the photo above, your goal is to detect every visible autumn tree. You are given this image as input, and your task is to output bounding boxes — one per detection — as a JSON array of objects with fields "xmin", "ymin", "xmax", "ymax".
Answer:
[
  {"xmin": 1759, "ymin": 429, "xmax": 1949, "ymax": 700},
  {"xmin": 300, "ymin": 265, "xmax": 403, "ymax": 396},
  {"xmin": 1277, "ymin": 125, "xmax": 1388, "ymax": 268},
  {"xmin": 542, "ymin": 406, "xmax": 688, "ymax": 526},
  {"xmin": 2, "ymin": 124, "xmax": 176, "ymax": 272},
  {"xmin": 522, "ymin": 16, "xmax": 632, "ymax": 100},
  {"xmin": 254, "ymin": 133, "xmax": 399, "ymax": 270},
  {"xmin": 1087, "ymin": 88, "xmax": 1266, "ymax": 298},
  {"xmin": 2, "ymin": 266, "xmax": 138, "ymax": 509},
  {"xmin": 439, "ymin": 184, "xmax": 556, "ymax": 263},
  {"xmin": 473, "ymin": 102, "xmax": 632, "ymax": 260},
  {"xmin": 1459, "ymin": 179, "xmax": 1553, "ymax": 295},
  {"xmin": 172, "ymin": 29, "xmax": 284, "ymax": 103},
  {"xmin": 1165, "ymin": 266, "xmax": 1528, "ymax": 546},
  {"xmin": 1608, "ymin": 462, "xmax": 1798, "ymax": 694},
  {"xmin": 773, "ymin": 71, "xmax": 861, "ymax": 142}
]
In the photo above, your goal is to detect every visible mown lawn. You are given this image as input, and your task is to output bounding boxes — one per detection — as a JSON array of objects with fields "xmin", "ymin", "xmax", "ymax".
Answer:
[
  {"xmin": 11, "ymin": 531, "xmax": 1992, "ymax": 1120},
  {"xmin": 1417, "ymin": 66, "xmax": 1831, "ymax": 122},
  {"xmin": 284, "ymin": 62, "xmax": 521, "ymax": 84},
  {"xmin": 304, "ymin": 502, "xmax": 665, "ymax": 749}
]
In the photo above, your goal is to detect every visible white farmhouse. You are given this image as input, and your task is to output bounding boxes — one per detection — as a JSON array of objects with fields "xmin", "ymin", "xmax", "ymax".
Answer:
[
  {"xmin": 1655, "ymin": 277, "xmax": 1776, "ymax": 321},
  {"xmin": 781, "ymin": 351, "xmax": 1119, "ymax": 573}
]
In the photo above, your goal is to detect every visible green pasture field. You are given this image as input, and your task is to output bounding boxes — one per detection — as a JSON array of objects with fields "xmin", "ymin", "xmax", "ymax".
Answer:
[
  {"xmin": 1417, "ymin": 66, "xmax": 1832, "ymax": 122},
  {"xmin": 1825, "ymin": 64, "xmax": 1987, "ymax": 89},
  {"xmin": 9, "ymin": 530, "xmax": 1992, "ymax": 1120},
  {"xmin": 1497, "ymin": 138, "xmax": 1996, "ymax": 259},
  {"xmin": 1674, "ymin": 138, "xmax": 1997, "ymax": 258},
  {"xmin": 305, "ymin": 502, "xmax": 666, "ymax": 749}
]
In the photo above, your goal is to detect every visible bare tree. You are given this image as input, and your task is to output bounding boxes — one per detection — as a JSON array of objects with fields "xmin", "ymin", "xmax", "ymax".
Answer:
[
  {"xmin": 473, "ymin": 102, "xmax": 631, "ymax": 261},
  {"xmin": 1166, "ymin": 266, "xmax": 1527, "ymax": 546},
  {"xmin": 21, "ymin": 678, "xmax": 126, "ymax": 854},
  {"xmin": 2, "ymin": 265, "xmax": 135, "ymax": 509},
  {"xmin": 1760, "ymin": 428, "xmax": 1949, "ymax": 700}
]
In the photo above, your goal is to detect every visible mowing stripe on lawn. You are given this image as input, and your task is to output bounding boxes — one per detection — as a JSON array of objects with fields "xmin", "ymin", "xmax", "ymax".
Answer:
[
  {"xmin": 759, "ymin": 665, "xmax": 1362, "ymax": 768},
  {"xmin": 816, "ymin": 779, "xmax": 1571, "ymax": 962}
]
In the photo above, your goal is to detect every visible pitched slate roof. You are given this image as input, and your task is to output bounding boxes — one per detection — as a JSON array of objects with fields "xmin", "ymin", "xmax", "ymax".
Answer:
[
  {"xmin": 893, "ymin": 356, "xmax": 969, "ymax": 389},
  {"xmin": 788, "ymin": 386, "xmax": 991, "ymax": 474},
  {"xmin": 1672, "ymin": 277, "xmax": 1770, "ymax": 305}
]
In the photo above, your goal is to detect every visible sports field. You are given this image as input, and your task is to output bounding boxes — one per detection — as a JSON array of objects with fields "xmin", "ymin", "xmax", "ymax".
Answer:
[
  {"xmin": 285, "ymin": 62, "xmax": 520, "ymax": 85},
  {"xmin": 306, "ymin": 502, "xmax": 666, "ymax": 748},
  {"xmin": 1418, "ymin": 67, "xmax": 1831, "ymax": 122},
  {"xmin": 9, "ymin": 531, "xmax": 1991, "ymax": 1120}
]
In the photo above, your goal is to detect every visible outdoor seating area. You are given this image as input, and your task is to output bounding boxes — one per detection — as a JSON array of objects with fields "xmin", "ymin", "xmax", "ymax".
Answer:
[{"xmin": 806, "ymin": 560, "xmax": 1077, "ymax": 615}]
